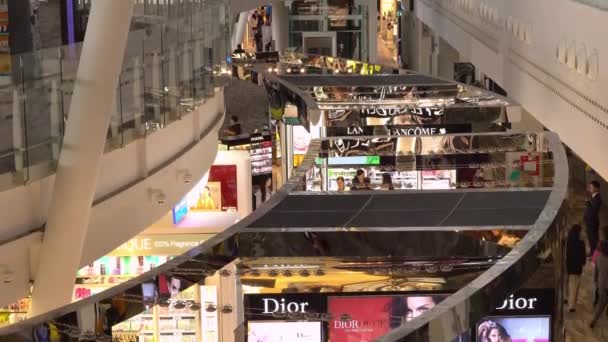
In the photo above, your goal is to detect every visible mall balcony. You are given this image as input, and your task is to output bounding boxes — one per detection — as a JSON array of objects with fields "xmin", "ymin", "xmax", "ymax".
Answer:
[{"xmin": 0, "ymin": 0, "xmax": 236, "ymax": 321}]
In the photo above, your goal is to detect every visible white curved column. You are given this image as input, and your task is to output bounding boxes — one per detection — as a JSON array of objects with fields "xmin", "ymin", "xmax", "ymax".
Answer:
[
  {"xmin": 232, "ymin": 12, "xmax": 248, "ymax": 50},
  {"xmin": 30, "ymin": 0, "xmax": 136, "ymax": 316},
  {"xmin": 271, "ymin": 0, "xmax": 289, "ymax": 52}
]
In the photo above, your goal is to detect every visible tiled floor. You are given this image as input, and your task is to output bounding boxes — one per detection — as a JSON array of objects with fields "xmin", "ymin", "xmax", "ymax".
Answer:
[{"xmin": 563, "ymin": 191, "xmax": 608, "ymax": 340}]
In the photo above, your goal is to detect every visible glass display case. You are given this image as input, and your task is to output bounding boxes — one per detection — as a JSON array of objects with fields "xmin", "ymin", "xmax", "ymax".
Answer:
[{"xmin": 112, "ymin": 285, "xmax": 200, "ymax": 342}]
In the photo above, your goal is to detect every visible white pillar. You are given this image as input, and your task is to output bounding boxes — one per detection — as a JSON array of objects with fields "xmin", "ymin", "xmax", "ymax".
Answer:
[
  {"xmin": 431, "ymin": 32, "xmax": 440, "ymax": 76},
  {"xmin": 12, "ymin": 89, "xmax": 24, "ymax": 172},
  {"xmin": 168, "ymin": 47, "xmax": 178, "ymax": 111},
  {"xmin": 133, "ymin": 56, "xmax": 143, "ymax": 133},
  {"xmin": 29, "ymin": 0, "xmax": 135, "ymax": 316},
  {"xmin": 367, "ymin": 0, "xmax": 378, "ymax": 63},
  {"xmin": 217, "ymin": 263, "xmax": 242, "ymax": 342},
  {"xmin": 271, "ymin": 0, "xmax": 289, "ymax": 52},
  {"xmin": 49, "ymin": 81, "xmax": 61, "ymax": 160},
  {"xmin": 152, "ymin": 52, "xmax": 162, "ymax": 123},
  {"xmin": 232, "ymin": 12, "xmax": 248, "ymax": 50}
]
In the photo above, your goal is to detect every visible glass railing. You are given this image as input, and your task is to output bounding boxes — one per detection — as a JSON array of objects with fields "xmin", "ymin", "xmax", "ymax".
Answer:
[{"xmin": 0, "ymin": 0, "xmax": 231, "ymax": 192}]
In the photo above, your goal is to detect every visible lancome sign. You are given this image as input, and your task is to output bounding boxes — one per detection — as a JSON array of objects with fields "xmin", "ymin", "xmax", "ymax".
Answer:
[{"xmin": 326, "ymin": 124, "xmax": 471, "ymax": 137}]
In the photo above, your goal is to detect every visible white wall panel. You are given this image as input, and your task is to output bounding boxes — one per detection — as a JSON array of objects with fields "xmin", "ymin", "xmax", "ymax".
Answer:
[{"xmin": 416, "ymin": 0, "xmax": 608, "ymax": 179}]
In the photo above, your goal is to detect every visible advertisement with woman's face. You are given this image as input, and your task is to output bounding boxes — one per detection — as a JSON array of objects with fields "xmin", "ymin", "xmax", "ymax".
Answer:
[
  {"xmin": 477, "ymin": 317, "xmax": 550, "ymax": 342},
  {"xmin": 328, "ymin": 294, "xmax": 447, "ymax": 342},
  {"xmin": 405, "ymin": 296, "xmax": 440, "ymax": 321}
]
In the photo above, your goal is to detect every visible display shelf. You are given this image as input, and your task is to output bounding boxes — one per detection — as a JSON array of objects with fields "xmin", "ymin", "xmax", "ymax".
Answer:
[{"xmin": 113, "ymin": 285, "xmax": 201, "ymax": 341}]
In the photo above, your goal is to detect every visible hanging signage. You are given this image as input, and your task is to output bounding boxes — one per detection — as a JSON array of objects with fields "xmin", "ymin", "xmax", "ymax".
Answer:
[
  {"xmin": 326, "ymin": 124, "xmax": 471, "ymax": 137},
  {"xmin": 107, "ymin": 234, "xmax": 213, "ymax": 256},
  {"xmin": 361, "ymin": 107, "xmax": 445, "ymax": 118}
]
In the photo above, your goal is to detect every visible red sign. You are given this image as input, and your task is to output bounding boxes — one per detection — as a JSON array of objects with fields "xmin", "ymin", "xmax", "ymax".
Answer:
[
  {"xmin": 328, "ymin": 296, "xmax": 393, "ymax": 342},
  {"xmin": 208, "ymin": 165, "xmax": 238, "ymax": 210},
  {"xmin": 520, "ymin": 154, "xmax": 540, "ymax": 176}
]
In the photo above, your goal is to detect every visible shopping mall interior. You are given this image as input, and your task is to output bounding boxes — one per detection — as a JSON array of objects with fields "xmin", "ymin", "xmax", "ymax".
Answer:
[{"xmin": 0, "ymin": 0, "xmax": 607, "ymax": 341}]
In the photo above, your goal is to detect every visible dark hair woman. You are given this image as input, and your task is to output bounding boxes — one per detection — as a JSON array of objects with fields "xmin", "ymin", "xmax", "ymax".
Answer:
[
  {"xmin": 591, "ymin": 240, "xmax": 608, "ymax": 328},
  {"xmin": 381, "ymin": 173, "xmax": 395, "ymax": 190},
  {"xmin": 566, "ymin": 224, "xmax": 586, "ymax": 312},
  {"xmin": 351, "ymin": 169, "xmax": 366, "ymax": 190}
]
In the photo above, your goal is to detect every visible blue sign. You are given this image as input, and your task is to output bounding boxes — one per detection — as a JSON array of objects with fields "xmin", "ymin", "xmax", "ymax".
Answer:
[{"xmin": 172, "ymin": 198, "xmax": 189, "ymax": 224}]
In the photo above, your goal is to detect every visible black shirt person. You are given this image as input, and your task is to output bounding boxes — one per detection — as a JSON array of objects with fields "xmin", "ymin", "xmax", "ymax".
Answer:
[
  {"xmin": 224, "ymin": 115, "xmax": 242, "ymax": 136},
  {"xmin": 233, "ymin": 44, "xmax": 246, "ymax": 54},
  {"xmin": 566, "ymin": 224, "xmax": 586, "ymax": 312},
  {"xmin": 585, "ymin": 180, "xmax": 603, "ymax": 256}
]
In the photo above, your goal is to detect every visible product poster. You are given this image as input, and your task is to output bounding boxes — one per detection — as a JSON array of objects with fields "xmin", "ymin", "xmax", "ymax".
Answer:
[
  {"xmin": 247, "ymin": 321, "xmax": 322, "ymax": 342},
  {"xmin": 192, "ymin": 181, "xmax": 222, "ymax": 211},
  {"xmin": 0, "ymin": 4, "xmax": 10, "ymax": 75},
  {"xmin": 476, "ymin": 316, "xmax": 550, "ymax": 342},
  {"xmin": 208, "ymin": 165, "xmax": 238, "ymax": 210},
  {"xmin": 328, "ymin": 295, "xmax": 448, "ymax": 342},
  {"xmin": 328, "ymin": 296, "xmax": 393, "ymax": 342},
  {"xmin": 293, "ymin": 125, "xmax": 312, "ymax": 155}
]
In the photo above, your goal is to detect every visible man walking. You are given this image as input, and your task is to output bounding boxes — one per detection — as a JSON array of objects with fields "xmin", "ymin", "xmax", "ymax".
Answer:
[{"xmin": 585, "ymin": 180, "xmax": 603, "ymax": 256}]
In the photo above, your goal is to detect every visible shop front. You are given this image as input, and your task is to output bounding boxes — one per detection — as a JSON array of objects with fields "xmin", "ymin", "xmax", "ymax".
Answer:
[
  {"xmin": 220, "ymin": 133, "xmax": 275, "ymax": 211},
  {"xmin": 241, "ymin": 288, "xmax": 555, "ymax": 342}
]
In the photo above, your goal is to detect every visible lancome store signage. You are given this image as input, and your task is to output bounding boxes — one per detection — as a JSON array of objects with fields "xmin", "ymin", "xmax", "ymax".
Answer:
[{"xmin": 326, "ymin": 124, "xmax": 471, "ymax": 137}]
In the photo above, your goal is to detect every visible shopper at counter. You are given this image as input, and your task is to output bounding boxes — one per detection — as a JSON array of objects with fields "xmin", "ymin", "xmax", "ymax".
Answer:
[
  {"xmin": 566, "ymin": 224, "xmax": 586, "ymax": 312},
  {"xmin": 336, "ymin": 176, "xmax": 346, "ymax": 192},
  {"xmin": 351, "ymin": 169, "xmax": 366, "ymax": 190},
  {"xmin": 381, "ymin": 173, "xmax": 395, "ymax": 190}
]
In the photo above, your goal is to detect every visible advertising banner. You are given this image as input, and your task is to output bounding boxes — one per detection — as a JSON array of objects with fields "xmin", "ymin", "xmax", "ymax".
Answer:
[
  {"xmin": 0, "ymin": 4, "xmax": 10, "ymax": 75},
  {"xmin": 107, "ymin": 234, "xmax": 213, "ymax": 256},
  {"xmin": 328, "ymin": 294, "xmax": 448, "ymax": 342},
  {"xmin": 328, "ymin": 296, "xmax": 393, "ymax": 342},
  {"xmin": 209, "ymin": 165, "xmax": 238, "ymax": 210}
]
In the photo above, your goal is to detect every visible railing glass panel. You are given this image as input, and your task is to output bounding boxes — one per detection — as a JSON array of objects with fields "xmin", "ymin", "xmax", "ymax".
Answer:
[{"xmin": 0, "ymin": 0, "xmax": 230, "ymax": 192}]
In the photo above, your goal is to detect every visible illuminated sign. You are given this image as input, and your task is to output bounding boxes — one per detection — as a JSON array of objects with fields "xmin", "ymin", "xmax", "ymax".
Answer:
[
  {"xmin": 108, "ymin": 234, "xmax": 213, "ymax": 256},
  {"xmin": 172, "ymin": 197, "xmax": 188, "ymax": 224},
  {"xmin": 361, "ymin": 107, "xmax": 445, "ymax": 118},
  {"xmin": 262, "ymin": 298, "xmax": 310, "ymax": 314},
  {"xmin": 316, "ymin": 156, "xmax": 381, "ymax": 166},
  {"xmin": 327, "ymin": 124, "xmax": 471, "ymax": 137},
  {"xmin": 497, "ymin": 294, "xmax": 538, "ymax": 310}
]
